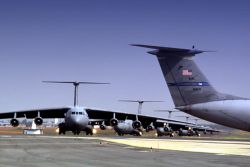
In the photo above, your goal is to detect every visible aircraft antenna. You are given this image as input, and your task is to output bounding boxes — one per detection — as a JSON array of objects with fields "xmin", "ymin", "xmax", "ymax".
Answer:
[{"xmin": 43, "ymin": 81, "xmax": 110, "ymax": 106}]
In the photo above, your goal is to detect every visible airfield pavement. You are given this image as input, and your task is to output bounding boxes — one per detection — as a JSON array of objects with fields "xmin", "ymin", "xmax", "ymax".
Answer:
[{"xmin": 0, "ymin": 135, "xmax": 249, "ymax": 167}]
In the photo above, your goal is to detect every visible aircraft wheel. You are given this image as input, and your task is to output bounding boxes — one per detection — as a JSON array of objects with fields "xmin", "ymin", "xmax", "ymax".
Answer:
[
  {"xmin": 88, "ymin": 129, "xmax": 93, "ymax": 135},
  {"xmin": 58, "ymin": 123, "xmax": 66, "ymax": 135},
  {"xmin": 86, "ymin": 129, "xmax": 93, "ymax": 135},
  {"xmin": 59, "ymin": 131, "xmax": 65, "ymax": 135}
]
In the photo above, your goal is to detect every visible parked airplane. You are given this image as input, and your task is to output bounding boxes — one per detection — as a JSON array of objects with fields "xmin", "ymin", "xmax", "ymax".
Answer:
[
  {"xmin": 155, "ymin": 124, "xmax": 175, "ymax": 137},
  {"xmin": 0, "ymin": 81, "xmax": 193, "ymax": 135},
  {"xmin": 112, "ymin": 100, "xmax": 162, "ymax": 136},
  {"xmin": 157, "ymin": 122, "xmax": 200, "ymax": 137},
  {"xmin": 98, "ymin": 99, "xmax": 193, "ymax": 136},
  {"xmin": 113, "ymin": 119, "xmax": 142, "ymax": 136},
  {"xmin": 133, "ymin": 44, "xmax": 250, "ymax": 132},
  {"xmin": 178, "ymin": 128, "xmax": 200, "ymax": 137}
]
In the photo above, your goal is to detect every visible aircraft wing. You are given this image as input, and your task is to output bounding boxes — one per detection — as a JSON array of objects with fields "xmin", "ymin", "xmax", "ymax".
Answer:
[
  {"xmin": 85, "ymin": 107, "xmax": 193, "ymax": 129},
  {"xmin": 192, "ymin": 125, "xmax": 221, "ymax": 133},
  {"xmin": 0, "ymin": 107, "xmax": 70, "ymax": 119},
  {"xmin": 155, "ymin": 119, "xmax": 195, "ymax": 131}
]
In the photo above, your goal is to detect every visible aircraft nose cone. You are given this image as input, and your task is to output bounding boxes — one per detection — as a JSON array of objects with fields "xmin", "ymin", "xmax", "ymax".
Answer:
[
  {"xmin": 70, "ymin": 116, "xmax": 88, "ymax": 128},
  {"xmin": 73, "ymin": 118, "xmax": 82, "ymax": 124}
]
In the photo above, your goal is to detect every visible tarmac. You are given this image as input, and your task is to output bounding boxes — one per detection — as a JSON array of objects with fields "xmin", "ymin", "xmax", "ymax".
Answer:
[{"xmin": 0, "ymin": 135, "xmax": 249, "ymax": 167}]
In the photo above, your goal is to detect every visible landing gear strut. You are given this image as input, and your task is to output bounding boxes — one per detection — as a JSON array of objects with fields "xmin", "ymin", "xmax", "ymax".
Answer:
[
  {"xmin": 58, "ymin": 123, "xmax": 66, "ymax": 135},
  {"xmin": 85, "ymin": 129, "xmax": 93, "ymax": 135},
  {"xmin": 73, "ymin": 130, "xmax": 80, "ymax": 135}
]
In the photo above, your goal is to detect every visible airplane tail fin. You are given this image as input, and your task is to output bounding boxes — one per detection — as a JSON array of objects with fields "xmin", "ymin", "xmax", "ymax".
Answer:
[{"xmin": 132, "ymin": 44, "xmax": 240, "ymax": 107}]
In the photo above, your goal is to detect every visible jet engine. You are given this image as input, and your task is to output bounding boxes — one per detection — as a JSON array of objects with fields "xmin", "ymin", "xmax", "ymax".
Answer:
[
  {"xmin": 146, "ymin": 125, "xmax": 154, "ymax": 132},
  {"xmin": 178, "ymin": 129, "xmax": 200, "ymax": 136},
  {"xmin": 10, "ymin": 118, "xmax": 19, "ymax": 127},
  {"xmin": 156, "ymin": 127, "xmax": 174, "ymax": 137},
  {"xmin": 132, "ymin": 120, "xmax": 141, "ymax": 129},
  {"xmin": 100, "ymin": 124, "xmax": 106, "ymax": 130},
  {"xmin": 164, "ymin": 126, "xmax": 172, "ymax": 132},
  {"xmin": 110, "ymin": 118, "xmax": 118, "ymax": 126},
  {"xmin": 34, "ymin": 117, "xmax": 43, "ymax": 126}
]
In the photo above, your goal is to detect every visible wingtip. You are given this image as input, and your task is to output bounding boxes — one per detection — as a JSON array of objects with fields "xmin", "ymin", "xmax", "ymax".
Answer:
[{"xmin": 130, "ymin": 44, "xmax": 142, "ymax": 47}]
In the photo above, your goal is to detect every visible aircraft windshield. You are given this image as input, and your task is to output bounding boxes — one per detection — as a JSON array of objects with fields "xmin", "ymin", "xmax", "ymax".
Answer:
[{"xmin": 71, "ymin": 111, "xmax": 85, "ymax": 115}]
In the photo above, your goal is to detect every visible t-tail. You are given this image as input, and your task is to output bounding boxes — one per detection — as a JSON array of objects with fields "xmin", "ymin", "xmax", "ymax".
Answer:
[{"xmin": 132, "ymin": 44, "xmax": 243, "ymax": 107}]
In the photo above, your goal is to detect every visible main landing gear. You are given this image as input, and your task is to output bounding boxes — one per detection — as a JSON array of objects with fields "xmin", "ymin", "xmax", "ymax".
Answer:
[{"xmin": 85, "ymin": 128, "xmax": 93, "ymax": 135}]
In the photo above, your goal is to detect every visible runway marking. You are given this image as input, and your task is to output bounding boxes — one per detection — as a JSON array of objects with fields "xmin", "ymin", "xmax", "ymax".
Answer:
[
  {"xmin": 0, "ymin": 135, "xmax": 11, "ymax": 138},
  {"xmin": 98, "ymin": 137, "xmax": 250, "ymax": 156},
  {"xmin": 123, "ymin": 146, "xmax": 135, "ymax": 149},
  {"xmin": 1, "ymin": 135, "xmax": 250, "ymax": 156},
  {"xmin": 138, "ymin": 150, "xmax": 150, "ymax": 153},
  {"xmin": 0, "ymin": 143, "xmax": 96, "ymax": 146}
]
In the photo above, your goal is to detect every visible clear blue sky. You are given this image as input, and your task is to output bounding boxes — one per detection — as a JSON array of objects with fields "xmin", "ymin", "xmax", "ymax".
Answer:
[{"xmin": 0, "ymin": 0, "xmax": 250, "ymax": 123}]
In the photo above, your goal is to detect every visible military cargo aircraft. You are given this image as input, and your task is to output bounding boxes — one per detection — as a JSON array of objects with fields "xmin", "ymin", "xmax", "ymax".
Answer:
[
  {"xmin": 133, "ymin": 44, "xmax": 250, "ymax": 132},
  {"xmin": 0, "ymin": 81, "xmax": 193, "ymax": 135}
]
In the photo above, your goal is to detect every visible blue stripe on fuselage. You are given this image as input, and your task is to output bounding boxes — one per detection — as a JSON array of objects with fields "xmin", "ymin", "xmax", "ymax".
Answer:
[{"xmin": 168, "ymin": 82, "xmax": 209, "ymax": 86}]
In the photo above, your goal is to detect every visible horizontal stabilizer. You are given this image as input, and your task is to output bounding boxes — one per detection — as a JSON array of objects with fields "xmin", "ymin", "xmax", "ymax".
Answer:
[
  {"xmin": 131, "ymin": 44, "xmax": 208, "ymax": 55},
  {"xmin": 43, "ymin": 81, "xmax": 110, "ymax": 84},
  {"xmin": 119, "ymin": 100, "xmax": 164, "ymax": 103}
]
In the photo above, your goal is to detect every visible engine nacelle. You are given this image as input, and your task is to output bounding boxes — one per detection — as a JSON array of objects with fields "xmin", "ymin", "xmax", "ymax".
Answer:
[
  {"xmin": 146, "ymin": 125, "xmax": 154, "ymax": 132},
  {"xmin": 10, "ymin": 118, "xmax": 19, "ymax": 127},
  {"xmin": 178, "ymin": 129, "xmax": 189, "ymax": 136},
  {"xmin": 156, "ymin": 127, "xmax": 174, "ymax": 137},
  {"xmin": 110, "ymin": 118, "xmax": 118, "ymax": 126},
  {"xmin": 34, "ymin": 117, "xmax": 43, "ymax": 126},
  {"xmin": 164, "ymin": 126, "xmax": 172, "ymax": 132},
  {"xmin": 132, "ymin": 120, "xmax": 141, "ymax": 129},
  {"xmin": 100, "ymin": 124, "xmax": 106, "ymax": 130}
]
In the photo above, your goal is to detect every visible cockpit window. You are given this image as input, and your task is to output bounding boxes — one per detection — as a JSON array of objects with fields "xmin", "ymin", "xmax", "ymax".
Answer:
[{"xmin": 71, "ymin": 111, "xmax": 85, "ymax": 115}]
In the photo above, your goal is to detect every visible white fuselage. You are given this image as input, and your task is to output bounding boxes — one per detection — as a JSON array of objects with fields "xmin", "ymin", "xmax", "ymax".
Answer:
[
  {"xmin": 64, "ymin": 107, "xmax": 90, "ymax": 131},
  {"xmin": 114, "ymin": 120, "xmax": 141, "ymax": 135},
  {"xmin": 177, "ymin": 100, "xmax": 250, "ymax": 131}
]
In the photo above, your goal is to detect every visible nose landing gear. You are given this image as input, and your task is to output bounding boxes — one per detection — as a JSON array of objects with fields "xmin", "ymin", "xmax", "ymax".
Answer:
[{"xmin": 73, "ymin": 130, "xmax": 80, "ymax": 135}]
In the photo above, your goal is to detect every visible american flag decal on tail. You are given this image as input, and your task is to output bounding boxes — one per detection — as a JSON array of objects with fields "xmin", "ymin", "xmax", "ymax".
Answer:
[{"xmin": 182, "ymin": 69, "xmax": 192, "ymax": 76}]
